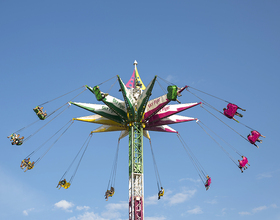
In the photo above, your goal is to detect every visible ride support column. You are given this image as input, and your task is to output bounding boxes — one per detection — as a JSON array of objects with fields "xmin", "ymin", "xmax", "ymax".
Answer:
[{"xmin": 129, "ymin": 123, "xmax": 144, "ymax": 220}]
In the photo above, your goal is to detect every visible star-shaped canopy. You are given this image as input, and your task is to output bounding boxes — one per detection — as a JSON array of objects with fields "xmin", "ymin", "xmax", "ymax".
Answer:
[{"xmin": 70, "ymin": 65, "xmax": 200, "ymax": 140}]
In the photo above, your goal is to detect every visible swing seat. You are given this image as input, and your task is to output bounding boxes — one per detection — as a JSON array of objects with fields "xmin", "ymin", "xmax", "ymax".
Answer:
[
  {"xmin": 108, "ymin": 191, "xmax": 115, "ymax": 197},
  {"xmin": 205, "ymin": 178, "xmax": 211, "ymax": 187},
  {"xmin": 242, "ymin": 157, "xmax": 248, "ymax": 165},
  {"xmin": 167, "ymin": 85, "xmax": 178, "ymax": 101},
  {"xmin": 93, "ymin": 86, "xmax": 104, "ymax": 101},
  {"xmin": 14, "ymin": 139, "xmax": 23, "ymax": 145},
  {"xmin": 22, "ymin": 159, "xmax": 28, "ymax": 165},
  {"xmin": 27, "ymin": 162, "xmax": 34, "ymax": 170},
  {"xmin": 158, "ymin": 188, "xmax": 164, "ymax": 198},
  {"xmin": 247, "ymin": 131, "xmax": 261, "ymax": 144},
  {"xmin": 223, "ymin": 103, "xmax": 238, "ymax": 118},
  {"xmin": 33, "ymin": 106, "xmax": 46, "ymax": 120},
  {"xmin": 9, "ymin": 133, "xmax": 16, "ymax": 140},
  {"xmin": 62, "ymin": 182, "xmax": 71, "ymax": 189},
  {"xmin": 239, "ymin": 160, "xmax": 246, "ymax": 168}
]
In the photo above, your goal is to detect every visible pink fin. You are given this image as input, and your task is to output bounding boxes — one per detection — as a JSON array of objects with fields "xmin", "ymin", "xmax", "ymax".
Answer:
[
  {"xmin": 148, "ymin": 103, "xmax": 200, "ymax": 123},
  {"xmin": 146, "ymin": 115, "xmax": 196, "ymax": 127},
  {"xmin": 125, "ymin": 70, "xmax": 135, "ymax": 88},
  {"xmin": 145, "ymin": 125, "xmax": 177, "ymax": 133}
]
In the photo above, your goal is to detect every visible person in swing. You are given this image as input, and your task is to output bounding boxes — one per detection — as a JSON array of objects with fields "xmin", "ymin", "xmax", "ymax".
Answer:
[
  {"xmin": 247, "ymin": 130, "xmax": 265, "ymax": 148},
  {"xmin": 205, "ymin": 175, "xmax": 211, "ymax": 191},
  {"xmin": 20, "ymin": 158, "xmax": 30, "ymax": 169},
  {"xmin": 57, "ymin": 179, "xmax": 71, "ymax": 189},
  {"xmin": 105, "ymin": 187, "xmax": 115, "ymax": 201},
  {"xmin": 238, "ymin": 156, "xmax": 250, "ymax": 173},
  {"xmin": 158, "ymin": 187, "xmax": 164, "ymax": 200},
  {"xmin": 223, "ymin": 103, "xmax": 246, "ymax": 122}
]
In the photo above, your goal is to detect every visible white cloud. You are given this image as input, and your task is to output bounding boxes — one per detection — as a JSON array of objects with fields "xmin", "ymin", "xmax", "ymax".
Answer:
[
  {"xmin": 168, "ymin": 189, "xmax": 196, "ymax": 205},
  {"xmin": 69, "ymin": 201, "xmax": 127, "ymax": 220},
  {"xmin": 179, "ymin": 178, "xmax": 200, "ymax": 183},
  {"xmin": 101, "ymin": 201, "xmax": 127, "ymax": 219},
  {"xmin": 187, "ymin": 206, "xmax": 203, "ymax": 214},
  {"xmin": 165, "ymin": 75, "xmax": 175, "ymax": 83},
  {"xmin": 76, "ymin": 206, "xmax": 90, "ymax": 211},
  {"xmin": 23, "ymin": 208, "xmax": 34, "ymax": 216},
  {"xmin": 146, "ymin": 217, "xmax": 166, "ymax": 220},
  {"xmin": 55, "ymin": 200, "xmax": 74, "ymax": 212},
  {"xmin": 256, "ymin": 169, "xmax": 280, "ymax": 179},
  {"xmin": 105, "ymin": 201, "xmax": 127, "ymax": 211},
  {"xmin": 238, "ymin": 211, "xmax": 251, "ymax": 215},
  {"xmin": 216, "ymin": 208, "xmax": 227, "ymax": 217},
  {"xmin": 68, "ymin": 211, "xmax": 108, "ymax": 220},
  {"xmin": 252, "ymin": 206, "xmax": 267, "ymax": 213},
  {"xmin": 145, "ymin": 195, "xmax": 158, "ymax": 205},
  {"xmin": 205, "ymin": 199, "xmax": 217, "ymax": 204},
  {"xmin": 256, "ymin": 172, "xmax": 273, "ymax": 179},
  {"xmin": 239, "ymin": 205, "xmax": 273, "ymax": 216}
]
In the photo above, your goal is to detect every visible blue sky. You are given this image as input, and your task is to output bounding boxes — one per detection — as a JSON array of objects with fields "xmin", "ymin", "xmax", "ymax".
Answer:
[{"xmin": 1, "ymin": 1, "xmax": 280, "ymax": 220}]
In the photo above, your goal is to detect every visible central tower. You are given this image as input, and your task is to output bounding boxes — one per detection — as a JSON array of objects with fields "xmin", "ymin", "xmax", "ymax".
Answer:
[
  {"xmin": 129, "ymin": 122, "xmax": 144, "ymax": 220},
  {"xmin": 71, "ymin": 60, "xmax": 200, "ymax": 220}
]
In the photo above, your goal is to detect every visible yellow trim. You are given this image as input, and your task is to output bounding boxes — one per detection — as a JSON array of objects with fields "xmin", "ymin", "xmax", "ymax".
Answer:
[{"xmin": 135, "ymin": 67, "xmax": 146, "ymax": 90}]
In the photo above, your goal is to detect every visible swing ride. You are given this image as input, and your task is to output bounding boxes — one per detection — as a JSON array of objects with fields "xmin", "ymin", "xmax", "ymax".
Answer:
[{"xmin": 8, "ymin": 60, "xmax": 265, "ymax": 220}]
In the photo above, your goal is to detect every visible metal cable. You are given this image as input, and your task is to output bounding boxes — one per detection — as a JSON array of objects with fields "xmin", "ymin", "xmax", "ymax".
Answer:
[
  {"xmin": 39, "ymin": 86, "xmax": 85, "ymax": 106},
  {"xmin": 196, "ymin": 121, "xmax": 239, "ymax": 167}
]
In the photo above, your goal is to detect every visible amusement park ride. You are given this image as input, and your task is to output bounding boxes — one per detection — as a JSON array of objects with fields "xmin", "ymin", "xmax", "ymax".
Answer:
[{"xmin": 9, "ymin": 60, "xmax": 265, "ymax": 220}]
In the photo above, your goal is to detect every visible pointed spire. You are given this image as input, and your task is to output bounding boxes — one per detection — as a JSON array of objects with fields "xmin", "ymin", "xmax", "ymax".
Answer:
[
  {"xmin": 133, "ymin": 60, "xmax": 138, "ymax": 67},
  {"xmin": 133, "ymin": 60, "xmax": 138, "ymax": 88}
]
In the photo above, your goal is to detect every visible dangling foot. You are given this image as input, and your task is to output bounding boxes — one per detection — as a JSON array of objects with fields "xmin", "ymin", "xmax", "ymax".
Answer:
[
  {"xmin": 256, "ymin": 145, "xmax": 259, "ymax": 148},
  {"xmin": 239, "ymin": 114, "xmax": 243, "ymax": 118}
]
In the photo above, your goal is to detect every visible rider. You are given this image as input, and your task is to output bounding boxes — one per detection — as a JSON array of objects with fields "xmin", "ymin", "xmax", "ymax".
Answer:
[
  {"xmin": 8, "ymin": 133, "xmax": 24, "ymax": 145},
  {"xmin": 24, "ymin": 161, "xmax": 35, "ymax": 172},
  {"xmin": 247, "ymin": 130, "xmax": 265, "ymax": 148},
  {"xmin": 205, "ymin": 175, "xmax": 211, "ymax": 191},
  {"xmin": 56, "ymin": 179, "xmax": 70, "ymax": 189},
  {"xmin": 57, "ymin": 179, "xmax": 67, "ymax": 189},
  {"xmin": 105, "ymin": 187, "xmax": 115, "ymax": 201},
  {"xmin": 223, "ymin": 103, "xmax": 246, "ymax": 122},
  {"xmin": 242, "ymin": 156, "xmax": 250, "ymax": 168},
  {"xmin": 158, "ymin": 187, "xmax": 164, "ymax": 200},
  {"xmin": 14, "ymin": 136, "xmax": 24, "ymax": 145},
  {"xmin": 34, "ymin": 106, "xmax": 47, "ymax": 118},
  {"xmin": 20, "ymin": 158, "xmax": 30, "ymax": 169},
  {"xmin": 7, "ymin": 133, "xmax": 17, "ymax": 141},
  {"xmin": 238, "ymin": 156, "xmax": 250, "ymax": 173}
]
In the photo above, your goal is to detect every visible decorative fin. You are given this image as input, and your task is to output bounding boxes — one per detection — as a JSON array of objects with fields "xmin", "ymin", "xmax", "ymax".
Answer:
[
  {"xmin": 125, "ymin": 70, "xmax": 135, "ymax": 89},
  {"xmin": 117, "ymin": 76, "xmax": 135, "ymax": 122},
  {"xmin": 148, "ymin": 102, "xmax": 201, "ymax": 124},
  {"xmin": 145, "ymin": 125, "xmax": 177, "ymax": 133},
  {"xmin": 70, "ymin": 101, "xmax": 124, "ymax": 124},
  {"xmin": 135, "ymin": 66, "xmax": 146, "ymax": 90},
  {"xmin": 136, "ymin": 76, "xmax": 157, "ymax": 121},
  {"xmin": 144, "ymin": 94, "xmax": 169, "ymax": 121},
  {"xmin": 146, "ymin": 115, "xmax": 197, "ymax": 127},
  {"xmin": 74, "ymin": 115, "xmax": 123, "ymax": 126},
  {"xmin": 91, "ymin": 125, "xmax": 126, "ymax": 133}
]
